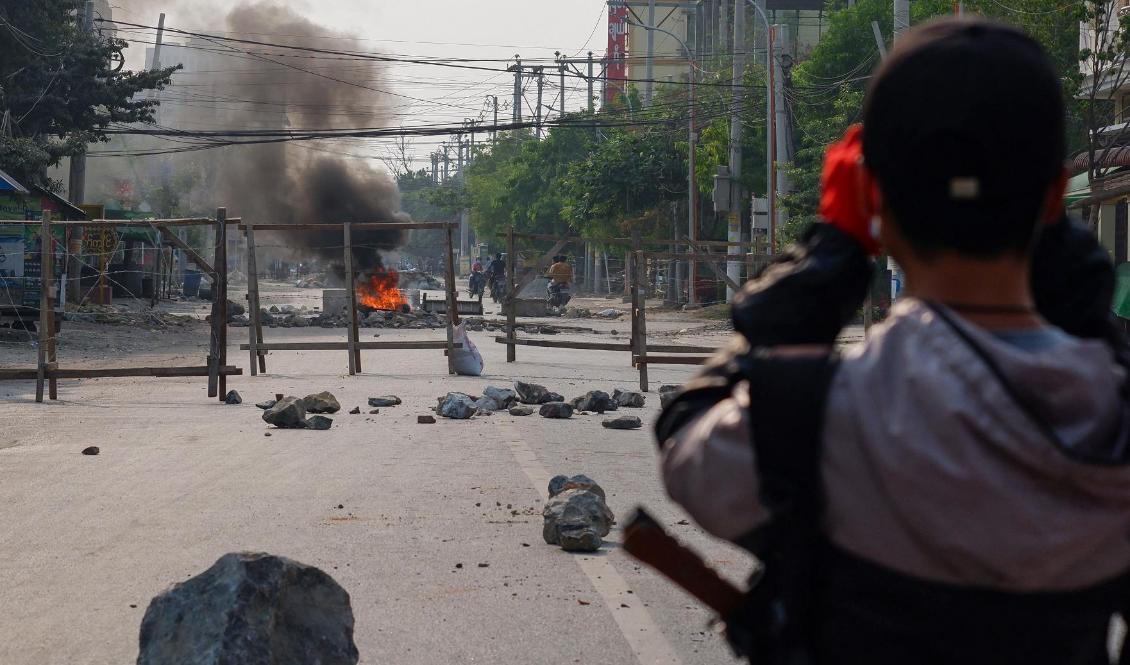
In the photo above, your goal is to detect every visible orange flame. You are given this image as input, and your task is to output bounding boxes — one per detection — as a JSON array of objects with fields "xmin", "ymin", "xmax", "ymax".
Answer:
[{"xmin": 357, "ymin": 270, "xmax": 407, "ymax": 310}]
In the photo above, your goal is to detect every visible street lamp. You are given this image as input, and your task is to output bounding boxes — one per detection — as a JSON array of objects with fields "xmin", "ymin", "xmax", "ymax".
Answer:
[{"xmin": 627, "ymin": 19, "xmax": 697, "ymax": 304}]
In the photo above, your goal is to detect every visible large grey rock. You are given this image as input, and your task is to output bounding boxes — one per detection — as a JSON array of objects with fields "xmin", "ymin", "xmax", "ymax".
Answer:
[
  {"xmin": 482, "ymin": 386, "xmax": 517, "ymax": 409},
  {"xmin": 439, "ymin": 393, "xmax": 476, "ymax": 419},
  {"xmin": 545, "ymin": 391, "xmax": 565, "ymax": 403},
  {"xmin": 603, "ymin": 415, "xmax": 642, "ymax": 430},
  {"xmin": 542, "ymin": 489, "xmax": 614, "ymax": 552},
  {"xmin": 301, "ymin": 391, "xmax": 341, "ymax": 414},
  {"xmin": 262, "ymin": 396, "xmax": 306, "ymax": 429},
  {"xmin": 255, "ymin": 399, "xmax": 277, "ymax": 410},
  {"xmin": 508, "ymin": 405, "xmax": 534, "ymax": 416},
  {"xmin": 514, "ymin": 381, "xmax": 556, "ymax": 405},
  {"xmin": 367, "ymin": 395, "xmax": 402, "ymax": 408},
  {"xmin": 571, "ymin": 390, "xmax": 617, "ymax": 414},
  {"xmin": 137, "ymin": 552, "xmax": 358, "ymax": 665},
  {"xmin": 473, "ymin": 396, "xmax": 501, "ymax": 412},
  {"xmin": 612, "ymin": 389, "xmax": 646, "ymax": 408},
  {"xmin": 304, "ymin": 415, "xmax": 333, "ymax": 430},
  {"xmin": 539, "ymin": 402, "xmax": 573, "ymax": 419},
  {"xmin": 223, "ymin": 390, "xmax": 242, "ymax": 405},
  {"xmin": 548, "ymin": 474, "xmax": 606, "ymax": 499}
]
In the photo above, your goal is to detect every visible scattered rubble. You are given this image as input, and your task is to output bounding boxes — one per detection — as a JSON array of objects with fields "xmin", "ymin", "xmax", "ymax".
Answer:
[
  {"xmin": 223, "ymin": 390, "xmax": 242, "ymax": 405},
  {"xmin": 305, "ymin": 415, "xmax": 333, "ymax": 431},
  {"xmin": 473, "ymin": 396, "xmax": 501, "ymax": 412},
  {"xmin": 65, "ymin": 304, "xmax": 196, "ymax": 329},
  {"xmin": 262, "ymin": 396, "xmax": 307, "ymax": 429},
  {"xmin": 514, "ymin": 381, "xmax": 550, "ymax": 404},
  {"xmin": 483, "ymin": 386, "xmax": 517, "ymax": 409},
  {"xmin": 596, "ymin": 308, "xmax": 623, "ymax": 319},
  {"xmin": 571, "ymin": 390, "xmax": 617, "ymax": 414},
  {"xmin": 348, "ymin": 406, "xmax": 361, "ymax": 415},
  {"xmin": 368, "ymin": 409, "xmax": 380, "ymax": 415},
  {"xmin": 509, "ymin": 405, "xmax": 534, "ymax": 416},
  {"xmin": 136, "ymin": 552, "xmax": 358, "ymax": 665},
  {"xmin": 255, "ymin": 399, "xmax": 277, "ymax": 410},
  {"xmin": 302, "ymin": 392, "xmax": 341, "ymax": 414},
  {"xmin": 367, "ymin": 396, "xmax": 401, "ymax": 408},
  {"xmin": 418, "ymin": 415, "xmax": 436, "ymax": 424},
  {"xmin": 612, "ymin": 389, "xmax": 646, "ymax": 408},
  {"xmin": 438, "ymin": 393, "xmax": 477, "ymax": 419},
  {"xmin": 542, "ymin": 475, "xmax": 614, "ymax": 552},
  {"xmin": 539, "ymin": 402, "xmax": 573, "ymax": 419},
  {"xmin": 603, "ymin": 415, "xmax": 643, "ymax": 430},
  {"xmin": 82, "ymin": 446, "xmax": 100, "ymax": 456}
]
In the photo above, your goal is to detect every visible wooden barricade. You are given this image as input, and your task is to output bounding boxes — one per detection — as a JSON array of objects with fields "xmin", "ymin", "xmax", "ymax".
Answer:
[
  {"xmin": 238, "ymin": 221, "xmax": 460, "ymax": 376},
  {"xmin": 0, "ymin": 211, "xmax": 243, "ymax": 403}
]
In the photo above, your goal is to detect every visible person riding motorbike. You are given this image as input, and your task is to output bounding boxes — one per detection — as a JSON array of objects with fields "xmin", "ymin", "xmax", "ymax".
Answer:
[
  {"xmin": 485, "ymin": 253, "xmax": 507, "ymax": 302},
  {"xmin": 469, "ymin": 258, "xmax": 485, "ymax": 298},
  {"xmin": 546, "ymin": 255, "xmax": 573, "ymax": 309}
]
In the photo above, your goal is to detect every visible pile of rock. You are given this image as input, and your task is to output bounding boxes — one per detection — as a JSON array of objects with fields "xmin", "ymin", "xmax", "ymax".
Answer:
[
  {"xmin": 434, "ymin": 385, "xmax": 519, "ymax": 420},
  {"xmin": 294, "ymin": 276, "xmax": 327, "ymax": 289},
  {"xmin": 542, "ymin": 475, "xmax": 615, "ymax": 552},
  {"xmin": 65, "ymin": 304, "xmax": 196, "ymax": 328},
  {"xmin": 259, "ymin": 391, "xmax": 340, "ymax": 430}
]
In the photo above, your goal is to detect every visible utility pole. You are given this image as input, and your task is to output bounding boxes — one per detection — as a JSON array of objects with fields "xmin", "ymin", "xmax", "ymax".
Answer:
[
  {"xmin": 587, "ymin": 52, "xmax": 595, "ymax": 113},
  {"xmin": 535, "ymin": 67, "xmax": 545, "ymax": 138},
  {"xmin": 644, "ymin": 0, "xmax": 656, "ymax": 105},
  {"xmin": 508, "ymin": 57, "xmax": 523, "ymax": 123},
  {"xmin": 67, "ymin": 0, "xmax": 96, "ymax": 207},
  {"xmin": 558, "ymin": 55, "xmax": 567, "ymax": 118},
  {"xmin": 491, "ymin": 95, "xmax": 498, "ymax": 145},
  {"xmin": 441, "ymin": 144, "xmax": 450, "ymax": 182},
  {"xmin": 774, "ymin": 25, "xmax": 791, "ymax": 242},
  {"xmin": 894, "ymin": 0, "xmax": 910, "ymax": 40},
  {"xmin": 890, "ymin": 0, "xmax": 909, "ymax": 303},
  {"xmin": 431, "ymin": 152, "xmax": 440, "ymax": 185},
  {"xmin": 725, "ymin": 0, "xmax": 746, "ymax": 302}
]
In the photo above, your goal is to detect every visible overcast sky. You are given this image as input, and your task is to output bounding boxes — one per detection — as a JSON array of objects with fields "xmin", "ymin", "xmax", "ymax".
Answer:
[{"xmin": 110, "ymin": 0, "xmax": 609, "ymax": 169}]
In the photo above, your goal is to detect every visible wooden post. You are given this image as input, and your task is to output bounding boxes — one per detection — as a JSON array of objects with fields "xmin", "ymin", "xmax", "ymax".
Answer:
[
  {"xmin": 207, "ymin": 208, "xmax": 227, "ymax": 398},
  {"xmin": 36, "ymin": 211, "xmax": 56, "ymax": 402},
  {"xmin": 218, "ymin": 209, "xmax": 229, "ymax": 399},
  {"xmin": 629, "ymin": 250, "xmax": 638, "ymax": 367},
  {"xmin": 343, "ymin": 223, "xmax": 360, "ymax": 375},
  {"xmin": 636, "ymin": 251, "xmax": 649, "ymax": 392},
  {"xmin": 444, "ymin": 223, "xmax": 457, "ymax": 375},
  {"xmin": 245, "ymin": 224, "xmax": 265, "ymax": 375},
  {"xmin": 506, "ymin": 228, "xmax": 516, "ymax": 362}
]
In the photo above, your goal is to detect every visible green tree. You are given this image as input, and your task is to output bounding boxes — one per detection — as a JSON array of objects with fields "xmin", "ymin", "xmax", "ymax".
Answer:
[{"xmin": 0, "ymin": 2, "xmax": 178, "ymax": 187}]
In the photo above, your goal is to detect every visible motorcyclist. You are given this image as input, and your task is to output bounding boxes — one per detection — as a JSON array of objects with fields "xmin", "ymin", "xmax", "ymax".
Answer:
[
  {"xmin": 485, "ymin": 253, "xmax": 506, "ymax": 299},
  {"xmin": 546, "ymin": 255, "xmax": 573, "ymax": 307},
  {"xmin": 469, "ymin": 258, "xmax": 485, "ymax": 297}
]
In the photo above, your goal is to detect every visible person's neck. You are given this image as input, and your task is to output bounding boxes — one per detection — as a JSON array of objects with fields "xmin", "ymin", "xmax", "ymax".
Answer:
[{"xmin": 901, "ymin": 252, "xmax": 1044, "ymax": 330}]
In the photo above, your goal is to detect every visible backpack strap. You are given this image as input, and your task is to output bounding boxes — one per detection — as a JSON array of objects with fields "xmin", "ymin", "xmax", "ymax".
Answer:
[{"xmin": 728, "ymin": 350, "xmax": 839, "ymax": 663}]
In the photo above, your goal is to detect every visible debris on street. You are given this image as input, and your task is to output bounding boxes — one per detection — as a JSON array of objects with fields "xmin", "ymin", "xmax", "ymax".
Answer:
[
  {"xmin": 509, "ymin": 405, "xmax": 534, "ymax": 416},
  {"xmin": 367, "ymin": 395, "xmax": 402, "ymax": 408},
  {"xmin": 542, "ymin": 475, "xmax": 614, "ymax": 552},
  {"xmin": 539, "ymin": 402, "xmax": 574, "ymax": 419},
  {"xmin": 81, "ymin": 446, "xmax": 100, "ymax": 456},
  {"xmin": 612, "ymin": 389, "xmax": 646, "ymax": 408},
  {"xmin": 305, "ymin": 415, "xmax": 334, "ymax": 430},
  {"xmin": 302, "ymin": 391, "xmax": 341, "ymax": 414},
  {"xmin": 418, "ymin": 415, "xmax": 436, "ymax": 424},
  {"xmin": 571, "ymin": 390, "xmax": 617, "ymax": 414},
  {"xmin": 136, "ymin": 552, "xmax": 358, "ymax": 665},
  {"xmin": 602, "ymin": 415, "xmax": 643, "ymax": 430},
  {"xmin": 223, "ymin": 390, "xmax": 242, "ymax": 405},
  {"xmin": 438, "ymin": 393, "xmax": 477, "ymax": 419},
  {"xmin": 262, "ymin": 396, "xmax": 307, "ymax": 429}
]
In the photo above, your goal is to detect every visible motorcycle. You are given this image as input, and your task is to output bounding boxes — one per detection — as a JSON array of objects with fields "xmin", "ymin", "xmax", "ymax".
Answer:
[
  {"xmin": 488, "ymin": 274, "xmax": 507, "ymax": 303},
  {"xmin": 546, "ymin": 282, "xmax": 571, "ymax": 315},
  {"xmin": 468, "ymin": 272, "xmax": 486, "ymax": 301}
]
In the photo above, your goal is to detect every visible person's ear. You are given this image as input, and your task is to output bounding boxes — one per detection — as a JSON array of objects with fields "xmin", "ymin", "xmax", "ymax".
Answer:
[{"xmin": 1041, "ymin": 169, "xmax": 1069, "ymax": 225}]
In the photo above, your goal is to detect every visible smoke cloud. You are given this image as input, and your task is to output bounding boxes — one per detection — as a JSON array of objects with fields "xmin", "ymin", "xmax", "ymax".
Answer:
[{"xmin": 108, "ymin": 1, "xmax": 408, "ymax": 272}]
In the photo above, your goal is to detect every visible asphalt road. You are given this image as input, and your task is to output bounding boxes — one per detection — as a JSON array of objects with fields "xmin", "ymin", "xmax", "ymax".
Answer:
[{"xmin": 0, "ymin": 323, "xmax": 756, "ymax": 664}]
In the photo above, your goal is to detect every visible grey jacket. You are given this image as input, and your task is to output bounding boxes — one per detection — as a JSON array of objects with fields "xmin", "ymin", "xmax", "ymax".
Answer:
[{"xmin": 662, "ymin": 299, "xmax": 1130, "ymax": 591}]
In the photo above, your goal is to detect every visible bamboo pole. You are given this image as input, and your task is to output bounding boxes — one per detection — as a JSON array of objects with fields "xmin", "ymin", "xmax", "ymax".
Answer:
[
  {"xmin": 36, "ymin": 211, "xmax": 53, "ymax": 402},
  {"xmin": 207, "ymin": 208, "xmax": 226, "ymax": 398},
  {"xmin": 344, "ymin": 223, "xmax": 360, "ymax": 375},
  {"xmin": 506, "ymin": 228, "xmax": 516, "ymax": 362},
  {"xmin": 245, "ymin": 224, "xmax": 265, "ymax": 375},
  {"xmin": 635, "ymin": 251, "xmax": 649, "ymax": 392},
  {"xmin": 444, "ymin": 224, "xmax": 457, "ymax": 375}
]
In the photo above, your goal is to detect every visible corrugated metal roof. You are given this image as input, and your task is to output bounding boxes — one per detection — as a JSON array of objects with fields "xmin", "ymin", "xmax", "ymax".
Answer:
[{"xmin": 0, "ymin": 168, "xmax": 29, "ymax": 194}]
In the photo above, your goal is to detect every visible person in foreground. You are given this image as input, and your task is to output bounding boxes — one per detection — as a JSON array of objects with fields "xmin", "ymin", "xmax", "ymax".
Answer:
[{"xmin": 656, "ymin": 18, "xmax": 1130, "ymax": 665}]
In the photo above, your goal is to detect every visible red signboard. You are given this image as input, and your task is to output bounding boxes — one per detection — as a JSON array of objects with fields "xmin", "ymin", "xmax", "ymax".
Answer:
[{"xmin": 605, "ymin": 1, "xmax": 629, "ymax": 105}]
